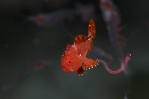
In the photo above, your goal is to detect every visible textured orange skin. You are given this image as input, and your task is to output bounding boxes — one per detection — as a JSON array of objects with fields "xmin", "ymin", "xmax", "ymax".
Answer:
[{"xmin": 61, "ymin": 19, "xmax": 98, "ymax": 75}]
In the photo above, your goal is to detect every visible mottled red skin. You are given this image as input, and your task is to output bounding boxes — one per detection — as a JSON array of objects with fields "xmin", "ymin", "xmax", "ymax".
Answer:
[
  {"xmin": 61, "ymin": 19, "xmax": 98, "ymax": 75},
  {"xmin": 61, "ymin": 44, "xmax": 83, "ymax": 73},
  {"xmin": 61, "ymin": 19, "xmax": 131, "ymax": 75}
]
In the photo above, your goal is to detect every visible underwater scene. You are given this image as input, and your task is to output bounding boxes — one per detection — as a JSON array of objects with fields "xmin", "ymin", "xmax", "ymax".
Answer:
[{"xmin": 0, "ymin": 0, "xmax": 149, "ymax": 99}]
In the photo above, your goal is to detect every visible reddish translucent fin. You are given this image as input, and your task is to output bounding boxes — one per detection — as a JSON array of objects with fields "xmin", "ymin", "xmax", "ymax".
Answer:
[
  {"xmin": 74, "ymin": 34, "xmax": 87, "ymax": 45},
  {"xmin": 87, "ymin": 40, "xmax": 93, "ymax": 53},
  {"xmin": 77, "ymin": 66, "xmax": 84, "ymax": 75},
  {"xmin": 88, "ymin": 19, "xmax": 96, "ymax": 38},
  {"xmin": 83, "ymin": 58, "xmax": 98, "ymax": 69},
  {"xmin": 98, "ymin": 53, "xmax": 131, "ymax": 74}
]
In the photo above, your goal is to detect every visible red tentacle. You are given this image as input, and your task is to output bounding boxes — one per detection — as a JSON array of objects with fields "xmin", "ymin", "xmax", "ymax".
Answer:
[{"xmin": 98, "ymin": 53, "xmax": 131, "ymax": 74}]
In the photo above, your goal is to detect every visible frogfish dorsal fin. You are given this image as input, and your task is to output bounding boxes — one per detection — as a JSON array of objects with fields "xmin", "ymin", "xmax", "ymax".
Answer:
[
  {"xmin": 74, "ymin": 34, "xmax": 89, "ymax": 55},
  {"xmin": 74, "ymin": 34, "xmax": 88, "ymax": 45},
  {"xmin": 87, "ymin": 40, "xmax": 93, "ymax": 53},
  {"xmin": 88, "ymin": 19, "xmax": 96, "ymax": 38}
]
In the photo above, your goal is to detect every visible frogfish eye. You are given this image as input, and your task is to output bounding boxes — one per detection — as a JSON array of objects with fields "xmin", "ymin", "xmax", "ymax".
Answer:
[{"xmin": 68, "ymin": 61, "xmax": 71, "ymax": 64}]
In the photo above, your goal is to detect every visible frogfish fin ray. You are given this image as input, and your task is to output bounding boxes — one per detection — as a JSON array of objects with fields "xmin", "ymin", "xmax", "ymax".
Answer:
[{"xmin": 88, "ymin": 19, "xmax": 96, "ymax": 38}]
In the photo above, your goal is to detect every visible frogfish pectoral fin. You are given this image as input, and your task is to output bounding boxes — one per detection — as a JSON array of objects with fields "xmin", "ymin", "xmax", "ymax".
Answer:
[
  {"xmin": 83, "ymin": 58, "xmax": 99, "ymax": 69},
  {"xmin": 76, "ymin": 66, "xmax": 84, "ymax": 76}
]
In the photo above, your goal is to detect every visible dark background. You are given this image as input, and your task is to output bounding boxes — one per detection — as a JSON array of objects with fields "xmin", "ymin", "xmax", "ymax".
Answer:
[{"xmin": 0, "ymin": 0, "xmax": 149, "ymax": 99}]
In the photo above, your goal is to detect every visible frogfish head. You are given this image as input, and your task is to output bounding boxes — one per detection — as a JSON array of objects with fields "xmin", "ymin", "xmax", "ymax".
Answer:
[{"xmin": 61, "ymin": 45, "xmax": 83, "ymax": 73}]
